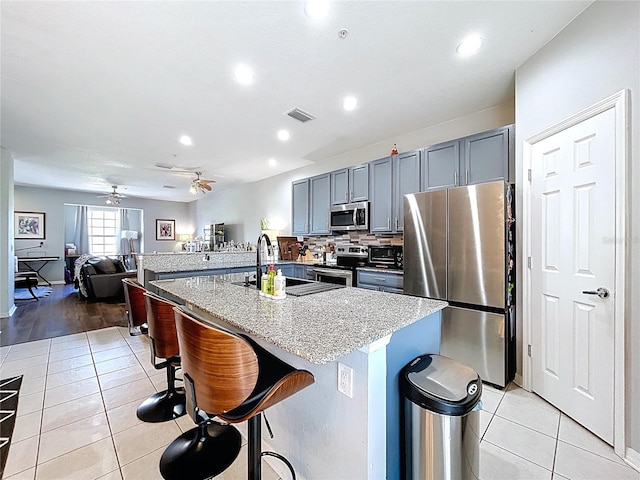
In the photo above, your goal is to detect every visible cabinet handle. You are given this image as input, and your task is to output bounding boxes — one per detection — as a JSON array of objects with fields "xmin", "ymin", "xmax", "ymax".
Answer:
[
  {"xmin": 466, "ymin": 169, "xmax": 469, "ymax": 184},
  {"xmin": 395, "ymin": 218, "xmax": 399, "ymax": 230},
  {"xmin": 387, "ymin": 218, "xmax": 391, "ymax": 229},
  {"xmin": 350, "ymin": 190, "xmax": 353, "ymax": 201},
  {"xmin": 454, "ymin": 171, "xmax": 458, "ymax": 186},
  {"xmin": 374, "ymin": 277, "xmax": 386, "ymax": 282},
  {"xmin": 345, "ymin": 192, "xmax": 348, "ymax": 202}
]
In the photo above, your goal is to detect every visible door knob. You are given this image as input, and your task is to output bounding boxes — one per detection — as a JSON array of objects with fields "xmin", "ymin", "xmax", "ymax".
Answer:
[{"xmin": 582, "ymin": 287, "xmax": 610, "ymax": 299}]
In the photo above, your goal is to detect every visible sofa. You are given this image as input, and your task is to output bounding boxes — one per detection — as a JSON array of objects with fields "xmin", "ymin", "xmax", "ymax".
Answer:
[{"xmin": 77, "ymin": 256, "xmax": 137, "ymax": 300}]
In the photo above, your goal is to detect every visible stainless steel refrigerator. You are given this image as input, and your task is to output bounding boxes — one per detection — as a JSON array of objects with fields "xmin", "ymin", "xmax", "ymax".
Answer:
[{"xmin": 403, "ymin": 180, "xmax": 515, "ymax": 387}]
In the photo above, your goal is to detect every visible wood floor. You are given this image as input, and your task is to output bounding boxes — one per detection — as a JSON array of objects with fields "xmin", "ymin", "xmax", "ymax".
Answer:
[{"xmin": 1, "ymin": 284, "xmax": 127, "ymax": 346}]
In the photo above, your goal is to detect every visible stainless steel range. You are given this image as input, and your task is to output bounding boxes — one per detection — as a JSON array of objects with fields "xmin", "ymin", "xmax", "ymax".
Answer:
[{"xmin": 311, "ymin": 245, "xmax": 368, "ymax": 287}]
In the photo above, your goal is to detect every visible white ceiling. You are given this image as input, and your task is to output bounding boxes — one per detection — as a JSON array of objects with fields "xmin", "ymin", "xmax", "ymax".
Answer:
[{"xmin": 1, "ymin": 1, "xmax": 591, "ymax": 203}]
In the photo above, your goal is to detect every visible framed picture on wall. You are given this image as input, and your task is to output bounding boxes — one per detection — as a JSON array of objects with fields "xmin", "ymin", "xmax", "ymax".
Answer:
[
  {"xmin": 14, "ymin": 211, "xmax": 46, "ymax": 240},
  {"xmin": 156, "ymin": 219, "xmax": 176, "ymax": 241}
]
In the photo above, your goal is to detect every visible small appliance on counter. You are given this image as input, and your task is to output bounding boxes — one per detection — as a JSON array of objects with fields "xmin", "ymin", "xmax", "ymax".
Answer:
[{"xmin": 368, "ymin": 245, "xmax": 403, "ymax": 270}]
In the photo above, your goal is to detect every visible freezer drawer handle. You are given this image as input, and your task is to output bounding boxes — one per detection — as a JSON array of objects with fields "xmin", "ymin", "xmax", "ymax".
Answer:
[{"xmin": 582, "ymin": 287, "xmax": 610, "ymax": 299}]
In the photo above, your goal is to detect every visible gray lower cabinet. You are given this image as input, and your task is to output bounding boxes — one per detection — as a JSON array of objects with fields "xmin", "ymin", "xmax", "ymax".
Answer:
[
  {"xmin": 309, "ymin": 173, "xmax": 330, "ymax": 234},
  {"xmin": 293, "ymin": 264, "xmax": 313, "ymax": 280},
  {"xmin": 357, "ymin": 269, "xmax": 404, "ymax": 294},
  {"xmin": 369, "ymin": 150, "xmax": 421, "ymax": 233},
  {"xmin": 292, "ymin": 179, "xmax": 309, "ymax": 235}
]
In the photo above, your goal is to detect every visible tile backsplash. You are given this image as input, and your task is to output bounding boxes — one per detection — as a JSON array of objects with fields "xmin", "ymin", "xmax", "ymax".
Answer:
[{"xmin": 302, "ymin": 232, "xmax": 403, "ymax": 251}]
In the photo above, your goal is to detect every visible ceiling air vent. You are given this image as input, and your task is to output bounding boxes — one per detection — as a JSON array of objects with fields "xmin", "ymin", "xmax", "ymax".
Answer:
[{"xmin": 285, "ymin": 107, "xmax": 316, "ymax": 123}]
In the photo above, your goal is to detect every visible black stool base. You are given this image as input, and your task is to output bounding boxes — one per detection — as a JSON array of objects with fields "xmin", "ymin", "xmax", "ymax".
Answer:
[
  {"xmin": 160, "ymin": 422, "xmax": 242, "ymax": 480},
  {"xmin": 136, "ymin": 390, "xmax": 186, "ymax": 423}
]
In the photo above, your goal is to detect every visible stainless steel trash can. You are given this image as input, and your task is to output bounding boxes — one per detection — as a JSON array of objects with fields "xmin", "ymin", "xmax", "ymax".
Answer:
[{"xmin": 401, "ymin": 354, "xmax": 482, "ymax": 480}]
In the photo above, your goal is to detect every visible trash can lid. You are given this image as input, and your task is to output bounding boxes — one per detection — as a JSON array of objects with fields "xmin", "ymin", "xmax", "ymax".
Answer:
[{"xmin": 400, "ymin": 354, "xmax": 482, "ymax": 416}]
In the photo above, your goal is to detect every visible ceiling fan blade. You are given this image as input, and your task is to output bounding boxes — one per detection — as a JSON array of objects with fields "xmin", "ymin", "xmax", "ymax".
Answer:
[
  {"xmin": 200, "ymin": 179, "xmax": 216, "ymax": 184},
  {"xmin": 202, "ymin": 183, "xmax": 213, "ymax": 191}
]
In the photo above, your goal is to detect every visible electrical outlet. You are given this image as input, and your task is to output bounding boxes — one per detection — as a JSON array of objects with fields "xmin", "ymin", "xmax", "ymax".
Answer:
[{"xmin": 337, "ymin": 362, "xmax": 353, "ymax": 398}]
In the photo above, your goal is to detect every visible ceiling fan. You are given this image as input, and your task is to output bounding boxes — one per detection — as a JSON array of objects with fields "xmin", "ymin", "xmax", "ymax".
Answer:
[
  {"xmin": 190, "ymin": 172, "xmax": 215, "ymax": 195},
  {"xmin": 97, "ymin": 185, "xmax": 127, "ymax": 205}
]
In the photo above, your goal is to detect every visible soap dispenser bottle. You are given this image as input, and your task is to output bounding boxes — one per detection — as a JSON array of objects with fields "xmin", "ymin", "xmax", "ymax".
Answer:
[{"xmin": 274, "ymin": 269, "xmax": 286, "ymax": 297}]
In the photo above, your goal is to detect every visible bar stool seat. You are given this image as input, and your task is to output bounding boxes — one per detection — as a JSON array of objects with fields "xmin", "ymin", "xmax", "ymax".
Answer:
[
  {"xmin": 160, "ymin": 307, "xmax": 314, "ymax": 480},
  {"xmin": 136, "ymin": 292, "xmax": 186, "ymax": 423},
  {"xmin": 122, "ymin": 278, "xmax": 148, "ymax": 336}
]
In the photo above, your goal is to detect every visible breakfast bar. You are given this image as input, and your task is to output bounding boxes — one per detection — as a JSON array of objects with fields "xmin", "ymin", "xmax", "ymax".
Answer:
[{"xmin": 152, "ymin": 273, "xmax": 447, "ymax": 479}]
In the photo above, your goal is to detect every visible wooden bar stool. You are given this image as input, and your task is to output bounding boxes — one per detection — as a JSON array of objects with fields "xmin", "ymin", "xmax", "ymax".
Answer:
[
  {"xmin": 136, "ymin": 292, "xmax": 186, "ymax": 423},
  {"xmin": 122, "ymin": 278, "xmax": 148, "ymax": 336},
  {"xmin": 160, "ymin": 307, "xmax": 315, "ymax": 480}
]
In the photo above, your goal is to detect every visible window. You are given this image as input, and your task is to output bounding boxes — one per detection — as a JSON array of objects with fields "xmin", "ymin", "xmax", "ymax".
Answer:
[{"xmin": 88, "ymin": 207, "xmax": 119, "ymax": 256}]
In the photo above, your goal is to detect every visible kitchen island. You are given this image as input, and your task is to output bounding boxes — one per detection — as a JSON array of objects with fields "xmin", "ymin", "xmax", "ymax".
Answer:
[{"xmin": 152, "ymin": 274, "xmax": 447, "ymax": 480}]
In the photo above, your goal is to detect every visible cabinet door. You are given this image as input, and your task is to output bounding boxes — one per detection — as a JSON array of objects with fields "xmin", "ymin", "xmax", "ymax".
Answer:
[
  {"xmin": 350, "ymin": 164, "xmax": 369, "ymax": 202},
  {"xmin": 291, "ymin": 179, "xmax": 309, "ymax": 235},
  {"xmin": 394, "ymin": 150, "xmax": 421, "ymax": 232},
  {"xmin": 369, "ymin": 157, "xmax": 393, "ymax": 232},
  {"xmin": 330, "ymin": 168, "xmax": 349, "ymax": 205},
  {"xmin": 309, "ymin": 173, "xmax": 330, "ymax": 234},
  {"xmin": 462, "ymin": 126, "xmax": 509, "ymax": 185},
  {"xmin": 422, "ymin": 140, "xmax": 460, "ymax": 190}
]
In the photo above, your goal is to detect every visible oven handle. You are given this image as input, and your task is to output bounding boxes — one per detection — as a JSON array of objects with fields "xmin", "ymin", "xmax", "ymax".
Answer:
[{"xmin": 312, "ymin": 267, "xmax": 352, "ymax": 278}]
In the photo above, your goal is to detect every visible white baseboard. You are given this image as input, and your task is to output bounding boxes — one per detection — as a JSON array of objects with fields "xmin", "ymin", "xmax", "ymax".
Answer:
[
  {"xmin": 625, "ymin": 447, "xmax": 640, "ymax": 473},
  {"xmin": 1, "ymin": 304, "xmax": 17, "ymax": 318}
]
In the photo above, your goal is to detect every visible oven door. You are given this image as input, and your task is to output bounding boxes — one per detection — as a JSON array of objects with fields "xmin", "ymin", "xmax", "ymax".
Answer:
[{"xmin": 312, "ymin": 267, "xmax": 353, "ymax": 287}]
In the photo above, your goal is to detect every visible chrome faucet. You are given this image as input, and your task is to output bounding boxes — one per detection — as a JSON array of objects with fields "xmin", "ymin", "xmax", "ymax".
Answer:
[{"xmin": 256, "ymin": 233, "xmax": 273, "ymax": 290}]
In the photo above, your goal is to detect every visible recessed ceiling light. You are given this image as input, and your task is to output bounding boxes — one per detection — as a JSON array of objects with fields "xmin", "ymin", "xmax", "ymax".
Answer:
[
  {"xmin": 278, "ymin": 130, "xmax": 290, "ymax": 141},
  {"xmin": 179, "ymin": 135, "xmax": 193, "ymax": 146},
  {"xmin": 342, "ymin": 96, "xmax": 358, "ymax": 111},
  {"xmin": 268, "ymin": 158, "xmax": 277, "ymax": 167},
  {"xmin": 234, "ymin": 64, "xmax": 254, "ymax": 85},
  {"xmin": 456, "ymin": 35, "xmax": 483, "ymax": 57},
  {"xmin": 305, "ymin": 0, "xmax": 329, "ymax": 20}
]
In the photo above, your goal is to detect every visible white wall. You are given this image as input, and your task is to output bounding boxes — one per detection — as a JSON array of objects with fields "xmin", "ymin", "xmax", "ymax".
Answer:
[
  {"xmin": 193, "ymin": 101, "xmax": 515, "ymax": 244},
  {"xmin": 0, "ymin": 149, "xmax": 16, "ymax": 318},
  {"xmin": 14, "ymin": 186, "xmax": 192, "ymax": 284},
  {"xmin": 515, "ymin": 0, "xmax": 640, "ymax": 457}
]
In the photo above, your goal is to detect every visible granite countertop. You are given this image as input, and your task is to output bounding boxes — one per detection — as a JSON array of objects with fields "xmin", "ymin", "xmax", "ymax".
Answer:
[{"xmin": 151, "ymin": 273, "xmax": 446, "ymax": 365}]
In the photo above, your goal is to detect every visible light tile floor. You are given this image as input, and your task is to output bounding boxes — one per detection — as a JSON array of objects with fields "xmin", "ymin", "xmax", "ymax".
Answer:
[{"xmin": 1, "ymin": 327, "xmax": 638, "ymax": 480}]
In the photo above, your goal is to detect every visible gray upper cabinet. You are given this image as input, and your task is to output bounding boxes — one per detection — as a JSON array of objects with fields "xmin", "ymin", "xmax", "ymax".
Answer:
[
  {"xmin": 394, "ymin": 150, "xmax": 421, "ymax": 232},
  {"xmin": 422, "ymin": 140, "xmax": 460, "ymax": 190},
  {"xmin": 331, "ymin": 164, "xmax": 369, "ymax": 205},
  {"xmin": 422, "ymin": 125, "xmax": 512, "ymax": 190},
  {"xmin": 291, "ymin": 179, "xmax": 309, "ymax": 235},
  {"xmin": 369, "ymin": 157, "xmax": 393, "ymax": 232},
  {"xmin": 463, "ymin": 126, "xmax": 511, "ymax": 185},
  {"xmin": 370, "ymin": 150, "xmax": 421, "ymax": 233},
  {"xmin": 309, "ymin": 173, "xmax": 331, "ymax": 234}
]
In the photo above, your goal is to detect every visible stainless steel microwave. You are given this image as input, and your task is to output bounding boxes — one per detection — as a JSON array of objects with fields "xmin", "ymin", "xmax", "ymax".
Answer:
[{"xmin": 330, "ymin": 202, "xmax": 369, "ymax": 232}]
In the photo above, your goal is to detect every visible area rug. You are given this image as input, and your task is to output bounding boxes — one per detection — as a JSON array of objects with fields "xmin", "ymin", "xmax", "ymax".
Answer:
[
  {"xmin": 0, "ymin": 375, "xmax": 23, "ymax": 478},
  {"xmin": 14, "ymin": 286, "xmax": 52, "ymax": 300}
]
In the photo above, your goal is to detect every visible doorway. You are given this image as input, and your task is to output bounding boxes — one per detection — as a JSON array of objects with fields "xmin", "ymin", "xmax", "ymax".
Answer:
[{"xmin": 522, "ymin": 90, "xmax": 628, "ymax": 453}]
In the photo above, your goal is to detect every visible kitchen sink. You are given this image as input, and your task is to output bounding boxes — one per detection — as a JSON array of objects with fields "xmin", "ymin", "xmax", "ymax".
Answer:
[
  {"xmin": 231, "ymin": 277, "xmax": 313, "ymax": 288},
  {"xmin": 230, "ymin": 277, "xmax": 345, "ymax": 296}
]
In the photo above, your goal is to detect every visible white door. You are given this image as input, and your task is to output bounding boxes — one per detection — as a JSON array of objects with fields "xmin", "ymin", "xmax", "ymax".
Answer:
[{"xmin": 530, "ymin": 107, "xmax": 616, "ymax": 444}]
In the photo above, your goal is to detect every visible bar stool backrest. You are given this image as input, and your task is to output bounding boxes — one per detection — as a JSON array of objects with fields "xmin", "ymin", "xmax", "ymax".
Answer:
[
  {"xmin": 173, "ymin": 307, "xmax": 259, "ymax": 415},
  {"xmin": 143, "ymin": 292, "xmax": 181, "ymax": 360},
  {"xmin": 122, "ymin": 278, "xmax": 146, "ymax": 329}
]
